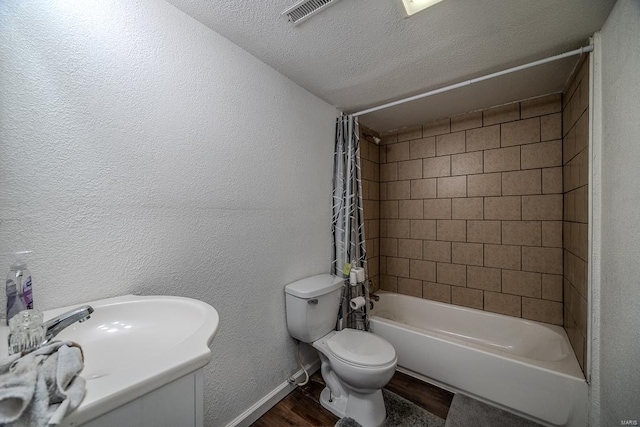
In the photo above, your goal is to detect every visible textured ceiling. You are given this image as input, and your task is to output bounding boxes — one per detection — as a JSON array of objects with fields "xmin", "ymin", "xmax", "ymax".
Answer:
[{"xmin": 164, "ymin": 0, "xmax": 615, "ymax": 131}]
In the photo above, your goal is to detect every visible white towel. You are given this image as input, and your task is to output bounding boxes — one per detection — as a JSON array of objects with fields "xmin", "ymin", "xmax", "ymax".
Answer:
[{"xmin": 0, "ymin": 341, "xmax": 86, "ymax": 426}]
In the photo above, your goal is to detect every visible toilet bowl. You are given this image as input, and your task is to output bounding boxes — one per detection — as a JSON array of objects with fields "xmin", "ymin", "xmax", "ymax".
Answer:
[
  {"xmin": 313, "ymin": 329, "xmax": 397, "ymax": 427},
  {"xmin": 284, "ymin": 274, "xmax": 397, "ymax": 427}
]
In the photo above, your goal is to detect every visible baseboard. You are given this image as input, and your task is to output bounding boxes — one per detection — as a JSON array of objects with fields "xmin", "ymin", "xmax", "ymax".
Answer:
[{"xmin": 225, "ymin": 359, "xmax": 321, "ymax": 427}]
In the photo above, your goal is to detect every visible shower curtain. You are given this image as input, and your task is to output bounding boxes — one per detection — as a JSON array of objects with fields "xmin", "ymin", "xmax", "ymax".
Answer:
[{"xmin": 332, "ymin": 115, "xmax": 368, "ymax": 330}]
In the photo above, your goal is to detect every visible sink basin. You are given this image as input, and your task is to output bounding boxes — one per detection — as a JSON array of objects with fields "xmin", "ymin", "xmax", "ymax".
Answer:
[{"xmin": 40, "ymin": 295, "xmax": 219, "ymax": 426}]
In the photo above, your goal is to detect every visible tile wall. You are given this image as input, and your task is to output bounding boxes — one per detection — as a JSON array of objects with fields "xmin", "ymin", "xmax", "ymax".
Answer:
[
  {"xmin": 562, "ymin": 57, "xmax": 590, "ymax": 371},
  {"xmin": 360, "ymin": 125, "xmax": 381, "ymax": 292},
  {"xmin": 376, "ymin": 95, "xmax": 565, "ymax": 325}
]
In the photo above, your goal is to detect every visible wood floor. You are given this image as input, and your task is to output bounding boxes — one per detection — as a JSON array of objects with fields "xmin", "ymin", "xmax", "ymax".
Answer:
[{"xmin": 251, "ymin": 370, "xmax": 454, "ymax": 427}]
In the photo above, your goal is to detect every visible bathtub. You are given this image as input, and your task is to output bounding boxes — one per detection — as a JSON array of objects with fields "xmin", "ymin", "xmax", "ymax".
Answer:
[{"xmin": 370, "ymin": 292, "xmax": 587, "ymax": 427}]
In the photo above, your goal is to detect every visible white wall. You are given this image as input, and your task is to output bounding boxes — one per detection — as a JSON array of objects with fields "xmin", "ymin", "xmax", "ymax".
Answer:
[
  {"xmin": 592, "ymin": 0, "xmax": 640, "ymax": 424},
  {"xmin": 0, "ymin": 1, "xmax": 337, "ymax": 425}
]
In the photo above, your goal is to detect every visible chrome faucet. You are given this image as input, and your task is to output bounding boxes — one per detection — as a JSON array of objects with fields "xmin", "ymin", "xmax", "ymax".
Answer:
[{"xmin": 42, "ymin": 305, "xmax": 94, "ymax": 346}]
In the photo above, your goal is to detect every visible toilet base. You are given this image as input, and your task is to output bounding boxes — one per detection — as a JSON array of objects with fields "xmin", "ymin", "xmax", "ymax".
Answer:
[{"xmin": 319, "ymin": 386, "xmax": 386, "ymax": 427}]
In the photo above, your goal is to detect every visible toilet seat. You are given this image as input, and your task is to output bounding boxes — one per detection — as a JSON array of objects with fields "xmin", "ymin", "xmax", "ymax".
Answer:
[{"xmin": 326, "ymin": 329, "xmax": 396, "ymax": 367}]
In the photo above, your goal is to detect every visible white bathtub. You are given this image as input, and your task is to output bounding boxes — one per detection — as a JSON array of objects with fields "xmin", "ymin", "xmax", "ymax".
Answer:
[{"xmin": 370, "ymin": 292, "xmax": 587, "ymax": 427}]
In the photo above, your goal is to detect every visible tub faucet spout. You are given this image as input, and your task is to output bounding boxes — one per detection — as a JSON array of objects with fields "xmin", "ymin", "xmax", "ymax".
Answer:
[{"xmin": 42, "ymin": 305, "xmax": 94, "ymax": 346}]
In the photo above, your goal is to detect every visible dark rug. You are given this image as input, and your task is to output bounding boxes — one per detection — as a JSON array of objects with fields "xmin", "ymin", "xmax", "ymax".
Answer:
[
  {"xmin": 334, "ymin": 389, "xmax": 445, "ymax": 427},
  {"xmin": 444, "ymin": 394, "xmax": 543, "ymax": 427}
]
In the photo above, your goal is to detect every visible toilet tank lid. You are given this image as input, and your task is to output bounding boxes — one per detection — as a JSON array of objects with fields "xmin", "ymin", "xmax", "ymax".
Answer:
[{"xmin": 284, "ymin": 274, "xmax": 344, "ymax": 298}]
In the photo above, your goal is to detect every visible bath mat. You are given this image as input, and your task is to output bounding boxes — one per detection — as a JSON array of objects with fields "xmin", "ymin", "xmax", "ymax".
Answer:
[
  {"xmin": 334, "ymin": 389, "xmax": 445, "ymax": 427},
  {"xmin": 444, "ymin": 393, "xmax": 543, "ymax": 427}
]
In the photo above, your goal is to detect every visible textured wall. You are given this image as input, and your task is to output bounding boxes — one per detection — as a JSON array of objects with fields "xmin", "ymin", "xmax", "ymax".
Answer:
[
  {"xmin": 596, "ymin": 0, "xmax": 640, "ymax": 424},
  {"xmin": 0, "ymin": 1, "xmax": 337, "ymax": 425},
  {"xmin": 562, "ymin": 57, "xmax": 590, "ymax": 372},
  {"xmin": 376, "ymin": 96, "xmax": 564, "ymax": 325}
]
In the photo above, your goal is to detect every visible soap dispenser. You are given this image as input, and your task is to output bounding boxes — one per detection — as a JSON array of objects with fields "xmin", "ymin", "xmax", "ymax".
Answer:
[{"xmin": 6, "ymin": 251, "xmax": 33, "ymax": 325}]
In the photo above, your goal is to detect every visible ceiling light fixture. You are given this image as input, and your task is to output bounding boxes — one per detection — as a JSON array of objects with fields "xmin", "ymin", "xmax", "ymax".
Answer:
[{"xmin": 401, "ymin": 0, "xmax": 444, "ymax": 16}]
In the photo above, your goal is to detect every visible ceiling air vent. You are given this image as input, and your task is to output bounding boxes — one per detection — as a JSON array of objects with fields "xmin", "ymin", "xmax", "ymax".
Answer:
[{"xmin": 282, "ymin": 0, "xmax": 342, "ymax": 25}]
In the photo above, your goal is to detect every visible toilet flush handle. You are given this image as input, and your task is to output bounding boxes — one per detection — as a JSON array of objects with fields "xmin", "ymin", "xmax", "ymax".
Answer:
[{"xmin": 308, "ymin": 299, "xmax": 318, "ymax": 305}]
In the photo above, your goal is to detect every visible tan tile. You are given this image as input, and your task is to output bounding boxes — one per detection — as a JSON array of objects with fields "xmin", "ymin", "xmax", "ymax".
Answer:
[
  {"xmin": 380, "ymin": 163, "xmax": 397, "ymax": 182},
  {"xmin": 502, "ymin": 221, "xmax": 541, "ymax": 246},
  {"xmin": 484, "ymin": 196, "xmax": 521, "ymax": 220},
  {"xmin": 387, "ymin": 257, "xmax": 410, "ymax": 278},
  {"xmin": 411, "ymin": 178, "xmax": 437, "ymax": 199},
  {"xmin": 397, "ymin": 126, "xmax": 422, "ymax": 142},
  {"xmin": 410, "ymin": 219, "xmax": 436, "ymax": 240},
  {"xmin": 502, "ymin": 169, "xmax": 542, "ymax": 195},
  {"xmin": 522, "ymin": 298, "xmax": 563, "ymax": 325},
  {"xmin": 452, "ymin": 242, "xmax": 483, "ymax": 266},
  {"xmin": 386, "ymin": 141, "xmax": 410, "ymax": 162},
  {"xmin": 452, "ymin": 287, "xmax": 483, "ymax": 310},
  {"xmin": 380, "ymin": 275, "xmax": 397, "ymax": 292},
  {"xmin": 424, "ymin": 198, "xmax": 452, "ymax": 220},
  {"xmin": 467, "ymin": 173, "xmax": 501, "ymax": 197},
  {"xmin": 369, "ymin": 181, "xmax": 380, "ymax": 201},
  {"xmin": 423, "ymin": 156, "xmax": 451, "ymax": 178},
  {"xmin": 380, "ymin": 132, "xmax": 397, "ymax": 145},
  {"xmin": 410, "ymin": 259, "xmax": 436, "ymax": 281},
  {"xmin": 399, "ymin": 200, "xmax": 424, "ymax": 219},
  {"xmin": 522, "ymin": 194, "xmax": 562, "ymax": 220},
  {"xmin": 422, "ymin": 119, "xmax": 450, "ymax": 137},
  {"xmin": 436, "ymin": 132, "xmax": 466, "ymax": 156},
  {"xmin": 521, "ymin": 140, "xmax": 562, "ymax": 169},
  {"xmin": 541, "ymin": 113, "xmax": 562, "ymax": 141},
  {"xmin": 484, "ymin": 292, "xmax": 521, "ymax": 317},
  {"xmin": 502, "ymin": 270, "xmax": 541, "ymax": 297},
  {"xmin": 437, "ymin": 220, "xmax": 466, "ymax": 242},
  {"xmin": 437, "ymin": 176, "xmax": 466, "ymax": 198},
  {"xmin": 575, "ymin": 185, "xmax": 588, "ymax": 223},
  {"xmin": 368, "ymin": 220, "xmax": 380, "ymax": 239},
  {"xmin": 451, "ymin": 151, "xmax": 483, "ymax": 176},
  {"xmin": 386, "ymin": 219, "xmax": 411, "ymax": 238},
  {"xmin": 379, "ymin": 183, "xmax": 387, "ymax": 201},
  {"xmin": 398, "ymin": 239, "xmax": 422, "ymax": 259},
  {"xmin": 521, "ymin": 246, "xmax": 562, "ymax": 274},
  {"xmin": 380, "ymin": 201, "xmax": 398, "ymax": 219},
  {"xmin": 501, "ymin": 118, "xmax": 541, "ymax": 147},
  {"xmin": 483, "ymin": 103, "xmax": 520, "ymax": 126},
  {"xmin": 563, "ymin": 128, "xmax": 576, "ymax": 164},
  {"xmin": 466, "ymin": 125, "xmax": 500, "ymax": 152},
  {"xmin": 422, "ymin": 282, "xmax": 451, "ymax": 303},
  {"xmin": 423, "ymin": 240, "xmax": 451, "ymax": 263},
  {"xmin": 576, "ymin": 111, "xmax": 589, "ymax": 153},
  {"xmin": 451, "ymin": 111, "xmax": 483, "ymax": 132},
  {"xmin": 542, "ymin": 167, "xmax": 563, "ymax": 194},
  {"xmin": 576, "ymin": 150, "xmax": 587, "ymax": 189},
  {"xmin": 467, "ymin": 266, "xmax": 501, "ymax": 292},
  {"xmin": 437, "ymin": 262, "xmax": 466, "ymax": 287},
  {"xmin": 398, "ymin": 278, "xmax": 423, "ymax": 297},
  {"xmin": 409, "ymin": 137, "xmax": 436, "ymax": 159},
  {"xmin": 484, "ymin": 146, "xmax": 521, "ymax": 173},
  {"xmin": 451, "ymin": 197, "xmax": 483, "ymax": 220},
  {"xmin": 542, "ymin": 221, "xmax": 562, "ymax": 248},
  {"xmin": 363, "ymin": 199, "xmax": 377, "ymax": 221},
  {"xmin": 542, "ymin": 274, "xmax": 563, "ymax": 301},
  {"xmin": 361, "ymin": 159, "xmax": 375, "ymax": 181},
  {"xmin": 467, "ymin": 221, "xmax": 501, "ymax": 244},
  {"xmin": 520, "ymin": 94, "xmax": 562, "ymax": 119},
  {"xmin": 484, "ymin": 244, "xmax": 521, "ymax": 270},
  {"xmin": 387, "ymin": 181, "xmax": 411, "ymax": 200},
  {"xmin": 367, "ymin": 256, "xmax": 379, "ymax": 277},
  {"xmin": 397, "ymin": 159, "xmax": 423, "ymax": 180}
]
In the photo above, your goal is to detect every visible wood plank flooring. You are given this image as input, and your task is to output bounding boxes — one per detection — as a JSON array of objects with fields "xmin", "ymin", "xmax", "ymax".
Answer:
[{"xmin": 251, "ymin": 370, "xmax": 454, "ymax": 427}]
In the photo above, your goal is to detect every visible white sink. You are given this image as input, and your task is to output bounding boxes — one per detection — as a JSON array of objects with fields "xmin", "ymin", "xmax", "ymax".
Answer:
[{"xmin": 40, "ymin": 295, "xmax": 219, "ymax": 426}]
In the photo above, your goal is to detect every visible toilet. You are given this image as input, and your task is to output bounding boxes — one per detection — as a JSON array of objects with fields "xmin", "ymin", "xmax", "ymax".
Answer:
[{"xmin": 285, "ymin": 274, "xmax": 397, "ymax": 427}]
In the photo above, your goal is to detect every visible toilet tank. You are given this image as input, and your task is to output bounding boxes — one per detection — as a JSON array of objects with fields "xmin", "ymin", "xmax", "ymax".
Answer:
[{"xmin": 285, "ymin": 274, "xmax": 344, "ymax": 343}]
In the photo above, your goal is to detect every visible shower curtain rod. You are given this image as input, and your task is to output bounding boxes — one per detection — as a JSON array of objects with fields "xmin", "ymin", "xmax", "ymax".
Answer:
[{"xmin": 351, "ymin": 44, "xmax": 594, "ymax": 118}]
